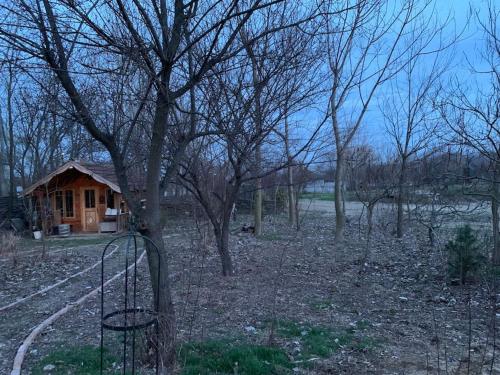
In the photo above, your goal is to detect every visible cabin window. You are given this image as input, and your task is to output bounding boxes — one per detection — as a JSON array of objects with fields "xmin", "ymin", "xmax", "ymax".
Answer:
[
  {"xmin": 55, "ymin": 191, "xmax": 63, "ymax": 216},
  {"xmin": 84, "ymin": 189, "xmax": 96, "ymax": 209},
  {"xmin": 106, "ymin": 189, "xmax": 115, "ymax": 209},
  {"xmin": 53, "ymin": 190, "xmax": 74, "ymax": 218},
  {"xmin": 65, "ymin": 190, "xmax": 74, "ymax": 217}
]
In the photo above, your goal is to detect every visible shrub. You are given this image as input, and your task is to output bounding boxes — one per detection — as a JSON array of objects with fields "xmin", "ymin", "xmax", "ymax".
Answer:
[{"xmin": 446, "ymin": 225, "xmax": 485, "ymax": 284}]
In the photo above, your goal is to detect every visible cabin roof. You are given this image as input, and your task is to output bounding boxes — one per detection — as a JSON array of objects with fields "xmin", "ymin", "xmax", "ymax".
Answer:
[{"xmin": 22, "ymin": 160, "xmax": 122, "ymax": 195}]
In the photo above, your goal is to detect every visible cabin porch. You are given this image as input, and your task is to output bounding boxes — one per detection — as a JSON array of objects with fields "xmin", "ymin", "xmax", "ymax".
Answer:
[{"xmin": 24, "ymin": 165, "xmax": 129, "ymax": 235}]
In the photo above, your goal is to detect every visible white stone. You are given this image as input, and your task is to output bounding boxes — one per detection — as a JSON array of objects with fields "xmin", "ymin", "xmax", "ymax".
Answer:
[{"xmin": 244, "ymin": 325, "xmax": 256, "ymax": 334}]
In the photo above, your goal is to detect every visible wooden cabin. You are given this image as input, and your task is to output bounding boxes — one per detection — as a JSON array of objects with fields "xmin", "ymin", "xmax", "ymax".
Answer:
[{"xmin": 22, "ymin": 160, "xmax": 130, "ymax": 234}]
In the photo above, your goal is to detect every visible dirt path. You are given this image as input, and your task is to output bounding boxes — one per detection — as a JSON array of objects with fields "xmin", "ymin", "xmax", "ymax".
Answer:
[
  {"xmin": 0, "ymin": 241, "xmax": 127, "ymax": 373},
  {"xmin": 0, "ymin": 230, "xmax": 192, "ymax": 374},
  {"xmin": 10, "ymin": 249, "xmax": 146, "ymax": 375},
  {"xmin": 0, "ymin": 245, "xmax": 119, "ymax": 312}
]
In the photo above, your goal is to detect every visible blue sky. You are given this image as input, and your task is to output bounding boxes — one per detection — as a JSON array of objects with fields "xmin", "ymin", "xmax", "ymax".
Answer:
[
  {"xmin": 286, "ymin": 0, "xmax": 494, "ymax": 164},
  {"xmin": 357, "ymin": 0, "xmax": 487, "ymax": 149},
  {"xmin": 293, "ymin": 0, "xmax": 492, "ymax": 161}
]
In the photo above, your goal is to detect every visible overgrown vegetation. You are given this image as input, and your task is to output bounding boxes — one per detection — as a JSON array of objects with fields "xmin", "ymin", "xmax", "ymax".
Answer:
[
  {"xmin": 31, "ymin": 345, "xmax": 117, "ymax": 375},
  {"xmin": 447, "ymin": 225, "xmax": 485, "ymax": 284},
  {"xmin": 299, "ymin": 192, "xmax": 335, "ymax": 201},
  {"xmin": 177, "ymin": 320, "xmax": 377, "ymax": 374},
  {"xmin": 275, "ymin": 320, "xmax": 349, "ymax": 360},
  {"xmin": 16, "ymin": 236, "xmax": 110, "ymax": 253},
  {"xmin": 179, "ymin": 340, "xmax": 292, "ymax": 375}
]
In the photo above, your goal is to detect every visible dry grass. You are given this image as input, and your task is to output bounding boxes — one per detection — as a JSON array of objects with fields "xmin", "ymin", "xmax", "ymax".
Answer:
[{"xmin": 0, "ymin": 231, "xmax": 20, "ymax": 266}]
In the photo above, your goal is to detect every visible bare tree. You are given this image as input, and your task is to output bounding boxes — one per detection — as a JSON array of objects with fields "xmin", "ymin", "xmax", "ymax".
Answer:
[
  {"xmin": 0, "ymin": 51, "xmax": 19, "ymax": 218},
  {"xmin": 0, "ymin": 0, "xmax": 311, "ymax": 370},
  {"xmin": 0, "ymin": 95, "xmax": 9, "ymax": 197},
  {"xmin": 381, "ymin": 25, "xmax": 450, "ymax": 238},
  {"xmin": 351, "ymin": 147, "xmax": 395, "ymax": 269},
  {"xmin": 284, "ymin": 112, "xmax": 296, "ymax": 226},
  {"xmin": 14, "ymin": 79, "xmax": 90, "ymax": 186},
  {"xmin": 177, "ymin": 57, "xmax": 258, "ymax": 276},
  {"xmin": 410, "ymin": 150, "xmax": 484, "ymax": 248},
  {"xmin": 238, "ymin": 3, "xmax": 323, "ymax": 235},
  {"xmin": 178, "ymin": 88, "xmax": 252, "ymax": 276},
  {"xmin": 179, "ymin": 18, "xmax": 321, "ymax": 274},
  {"xmin": 437, "ymin": 1, "xmax": 499, "ymax": 264},
  {"xmin": 322, "ymin": 0, "xmax": 436, "ymax": 241}
]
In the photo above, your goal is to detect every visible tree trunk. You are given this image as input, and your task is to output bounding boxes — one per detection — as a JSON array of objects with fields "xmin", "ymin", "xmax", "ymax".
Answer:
[
  {"xmin": 214, "ymin": 220, "xmax": 234, "ymax": 277},
  {"xmin": 359, "ymin": 202, "xmax": 375, "ymax": 273},
  {"xmin": 8, "ymin": 117, "xmax": 14, "ymax": 219},
  {"xmin": 342, "ymin": 181, "xmax": 347, "ymax": 221},
  {"xmin": 492, "ymin": 165, "xmax": 500, "ymax": 266},
  {"xmin": 428, "ymin": 197, "xmax": 437, "ymax": 247},
  {"xmin": 294, "ymin": 185, "xmax": 301, "ymax": 231},
  {"xmin": 0, "ymin": 111, "xmax": 8, "ymax": 197},
  {"xmin": 367, "ymin": 203, "xmax": 374, "ymax": 240},
  {"xmin": 249, "ymin": 44, "xmax": 263, "ymax": 236},
  {"xmin": 287, "ymin": 167, "xmax": 296, "ymax": 226},
  {"xmin": 143, "ymin": 228, "xmax": 176, "ymax": 372},
  {"xmin": 7, "ymin": 68, "xmax": 15, "ymax": 219},
  {"xmin": 284, "ymin": 113, "xmax": 296, "ymax": 226},
  {"xmin": 254, "ymin": 152, "xmax": 263, "ymax": 236},
  {"xmin": 140, "ymin": 93, "xmax": 176, "ymax": 372},
  {"xmin": 335, "ymin": 152, "xmax": 345, "ymax": 241},
  {"xmin": 396, "ymin": 157, "xmax": 407, "ymax": 238}
]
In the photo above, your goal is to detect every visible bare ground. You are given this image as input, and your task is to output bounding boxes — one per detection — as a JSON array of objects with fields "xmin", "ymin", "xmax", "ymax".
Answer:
[{"xmin": 0, "ymin": 207, "xmax": 498, "ymax": 374}]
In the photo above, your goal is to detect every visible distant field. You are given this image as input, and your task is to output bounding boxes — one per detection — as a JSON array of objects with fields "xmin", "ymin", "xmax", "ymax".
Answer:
[{"xmin": 300, "ymin": 192, "xmax": 335, "ymax": 201}]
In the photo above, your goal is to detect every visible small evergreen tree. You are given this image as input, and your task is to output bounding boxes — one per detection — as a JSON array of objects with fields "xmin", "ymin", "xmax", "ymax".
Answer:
[{"xmin": 446, "ymin": 225, "xmax": 484, "ymax": 285}]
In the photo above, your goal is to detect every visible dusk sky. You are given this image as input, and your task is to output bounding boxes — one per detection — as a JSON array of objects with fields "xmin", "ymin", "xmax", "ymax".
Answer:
[{"xmin": 293, "ymin": 0, "xmax": 493, "ymax": 158}]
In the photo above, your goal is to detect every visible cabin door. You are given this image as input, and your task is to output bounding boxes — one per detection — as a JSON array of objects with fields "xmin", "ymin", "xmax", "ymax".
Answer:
[{"xmin": 82, "ymin": 188, "xmax": 98, "ymax": 231}]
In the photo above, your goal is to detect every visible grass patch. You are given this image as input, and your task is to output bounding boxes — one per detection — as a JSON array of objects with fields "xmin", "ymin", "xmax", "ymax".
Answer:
[
  {"xmin": 274, "ymin": 320, "xmax": 350, "ymax": 360},
  {"xmin": 48, "ymin": 237, "xmax": 112, "ymax": 247},
  {"xmin": 353, "ymin": 336, "xmax": 380, "ymax": 351},
  {"xmin": 32, "ymin": 345, "xmax": 118, "ymax": 375},
  {"xmin": 18, "ymin": 236, "xmax": 110, "ymax": 252},
  {"xmin": 179, "ymin": 340, "xmax": 292, "ymax": 375},
  {"xmin": 271, "ymin": 319, "xmax": 377, "ymax": 360},
  {"xmin": 309, "ymin": 299, "xmax": 334, "ymax": 311},
  {"xmin": 299, "ymin": 192, "xmax": 335, "ymax": 201}
]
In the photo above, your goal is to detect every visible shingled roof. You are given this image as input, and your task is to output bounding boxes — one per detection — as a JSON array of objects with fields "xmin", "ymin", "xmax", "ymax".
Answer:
[
  {"xmin": 78, "ymin": 160, "xmax": 120, "ymax": 186},
  {"xmin": 22, "ymin": 160, "xmax": 122, "ymax": 195}
]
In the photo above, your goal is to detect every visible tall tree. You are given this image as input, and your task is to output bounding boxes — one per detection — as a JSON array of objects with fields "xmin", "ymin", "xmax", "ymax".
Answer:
[
  {"xmin": 0, "ymin": 53, "xmax": 19, "ymax": 217},
  {"xmin": 0, "ymin": 1, "xmax": 306, "ymax": 370},
  {"xmin": 239, "ymin": 5, "xmax": 322, "ymax": 234},
  {"xmin": 438, "ymin": 1, "xmax": 499, "ymax": 264},
  {"xmin": 322, "ymin": 0, "xmax": 432, "ymax": 241},
  {"xmin": 179, "ymin": 16, "xmax": 321, "ymax": 275},
  {"xmin": 381, "ymin": 20, "xmax": 450, "ymax": 238}
]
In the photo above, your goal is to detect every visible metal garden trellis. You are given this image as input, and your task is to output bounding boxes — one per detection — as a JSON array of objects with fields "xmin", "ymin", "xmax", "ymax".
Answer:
[{"xmin": 100, "ymin": 232, "xmax": 161, "ymax": 374}]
